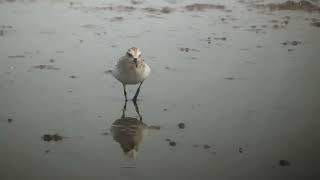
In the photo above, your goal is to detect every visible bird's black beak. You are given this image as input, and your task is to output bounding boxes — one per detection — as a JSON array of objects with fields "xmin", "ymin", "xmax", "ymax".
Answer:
[{"xmin": 134, "ymin": 58, "xmax": 138, "ymax": 68}]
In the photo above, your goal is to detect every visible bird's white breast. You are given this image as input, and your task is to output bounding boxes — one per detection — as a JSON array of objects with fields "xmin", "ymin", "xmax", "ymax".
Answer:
[{"xmin": 112, "ymin": 57, "xmax": 151, "ymax": 85}]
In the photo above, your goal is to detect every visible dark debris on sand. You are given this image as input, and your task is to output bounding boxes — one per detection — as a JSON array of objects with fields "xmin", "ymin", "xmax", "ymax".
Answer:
[
  {"xmin": 165, "ymin": 138, "xmax": 177, "ymax": 147},
  {"xmin": 142, "ymin": 6, "xmax": 175, "ymax": 14},
  {"xmin": 214, "ymin": 37, "xmax": 227, "ymax": 41},
  {"xmin": 79, "ymin": 5, "xmax": 135, "ymax": 12},
  {"xmin": 77, "ymin": 3, "xmax": 226, "ymax": 14},
  {"xmin": 42, "ymin": 134, "xmax": 64, "ymax": 142},
  {"xmin": 148, "ymin": 125, "xmax": 161, "ymax": 130},
  {"xmin": 279, "ymin": 160, "xmax": 291, "ymax": 166},
  {"xmin": 131, "ymin": 0, "xmax": 144, "ymax": 5},
  {"xmin": 160, "ymin": 7, "xmax": 175, "ymax": 14},
  {"xmin": 142, "ymin": 7, "xmax": 159, "ymax": 13},
  {"xmin": 179, "ymin": 47, "xmax": 200, "ymax": 52},
  {"xmin": 8, "ymin": 55, "xmax": 26, "ymax": 58},
  {"xmin": 0, "ymin": 25, "xmax": 14, "ymax": 37},
  {"xmin": 33, "ymin": 65, "xmax": 60, "ymax": 70},
  {"xmin": 185, "ymin": 3, "xmax": 225, "ymax": 11},
  {"xmin": 178, "ymin": 123, "xmax": 185, "ymax": 129},
  {"xmin": 311, "ymin": 21, "xmax": 320, "ymax": 27},
  {"xmin": 110, "ymin": 16, "xmax": 124, "ymax": 22},
  {"xmin": 256, "ymin": 0, "xmax": 320, "ymax": 12},
  {"xmin": 281, "ymin": 41, "xmax": 301, "ymax": 46},
  {"xmin": 102, "ymin": 132, "xmax": 110, "ymax": 136},
  {"xmin": 169, "ymin": 141, "xmax": 177, "ymax": 146}
]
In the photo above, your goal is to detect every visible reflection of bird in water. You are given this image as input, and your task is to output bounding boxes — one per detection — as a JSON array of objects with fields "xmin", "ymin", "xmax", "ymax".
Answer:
[
  {"xmin": 110, "ymin": 101, "xmax": 147, "ymax": 159},
  {"xmin": 112, "ymin": 47, "xmax": 151, "ymax": 102}
]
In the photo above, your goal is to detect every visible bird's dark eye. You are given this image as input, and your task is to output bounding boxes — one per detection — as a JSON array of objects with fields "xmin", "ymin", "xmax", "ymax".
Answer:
[
  {"xmin": 139, "ymin": 54, "xmax": 142, "ymax": 58},
  {"xmin": 127, "ymin": 52, "xmax": 133, "ymax": 57}
]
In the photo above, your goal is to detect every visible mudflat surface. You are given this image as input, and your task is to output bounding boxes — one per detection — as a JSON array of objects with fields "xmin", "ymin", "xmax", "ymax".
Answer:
[{"xmin": 1, "ymin": 0, "xmax": 320, "ymax": 179}]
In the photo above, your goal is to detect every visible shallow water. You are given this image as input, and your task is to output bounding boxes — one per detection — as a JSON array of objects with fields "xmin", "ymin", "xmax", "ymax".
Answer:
[{"xmin": 1, "ymin": 0, "xmax": 320, "ymax": 179}]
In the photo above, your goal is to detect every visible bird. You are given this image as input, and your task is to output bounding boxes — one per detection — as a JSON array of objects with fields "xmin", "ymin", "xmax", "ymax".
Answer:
[{"xmin": 112, "ymin": 47, "xmax": 151, "ymax": 102}]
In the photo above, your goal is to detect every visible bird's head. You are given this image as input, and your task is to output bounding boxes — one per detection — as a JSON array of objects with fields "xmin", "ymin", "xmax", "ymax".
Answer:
[{"xmin": 126, "ymin": 47, "xmax": 142, "ymax": 67}]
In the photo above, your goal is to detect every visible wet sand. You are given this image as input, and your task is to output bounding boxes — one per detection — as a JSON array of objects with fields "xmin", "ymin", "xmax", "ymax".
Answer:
[{"xmin": 1, "ymin": 0, "xmax": 320, "ymax": 179}]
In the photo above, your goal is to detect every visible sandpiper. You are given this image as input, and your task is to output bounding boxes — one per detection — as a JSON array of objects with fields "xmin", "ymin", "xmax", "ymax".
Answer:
[{"xmin": 112, "ymin": 47, "xmax": 151, "ymax": 102}]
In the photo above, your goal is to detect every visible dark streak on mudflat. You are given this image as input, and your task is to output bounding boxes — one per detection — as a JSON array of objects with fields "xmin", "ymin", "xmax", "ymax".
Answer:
[
  {"xmin": 184, "ymin": 3, "xmax": 225, "ymax": 11},
  {"xmin": 178, "ymin": 123, "xmax": 185, "ymax": 129},
  {"xmin": 203, "ymin": 145, "xmax": 211, "ymax": 149},
  {"xmin": 8, "ymin": 55, "xmax": 26, "ymax": 58},
  {"xmin": 279, "ymin": 160, "xmax": 291, "ymax": 166},
  {"xmin": 169, "ymin": 141, "xmax": 177, "ymax": 146},
  {"xmin": 42, "ymin": 134, "xmax": 64, "ymax": 142},
  {"xmin": 33, "ymin": 65, "xmax": 60, "ymax": 70},
  {"xmin": 255, "ymin": 1, "xmax": 320, "ymax": 13},
  {"xmin": 121, "ymin": 166, "xmax": 136, "ymax": 168}
]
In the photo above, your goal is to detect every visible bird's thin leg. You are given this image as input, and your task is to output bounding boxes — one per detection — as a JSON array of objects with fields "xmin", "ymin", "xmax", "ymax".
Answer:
[
  {"xmin": 133, "ymin": 100, "xmax": 143, "ymax": 121},
  {"xmin": 133, "ymin": 81, "xmax": 143, "ymax": 102},
  {"xmin": 123, "ymin": 84, "xmax": 128, "ymax": 102},
  {"xmin": 121, "ymin": 100, "xmax": 127, "ymax": 118}
]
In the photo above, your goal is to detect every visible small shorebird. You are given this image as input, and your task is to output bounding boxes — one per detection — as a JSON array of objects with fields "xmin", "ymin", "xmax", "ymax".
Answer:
[{"xmin": 112, "ymin": 47, "xmax": 151, "ymax": 102}]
